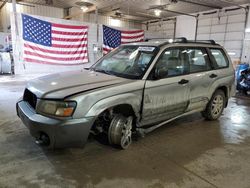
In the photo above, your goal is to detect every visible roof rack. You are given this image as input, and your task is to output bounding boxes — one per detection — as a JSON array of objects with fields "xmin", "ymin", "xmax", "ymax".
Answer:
[
  {"xmin": 145, "ymin": 37, "xmax": 219, "ymax": 46},
  {"xmin": 188, "ymin": 40, "xmax": 217, "ymax": 45}
]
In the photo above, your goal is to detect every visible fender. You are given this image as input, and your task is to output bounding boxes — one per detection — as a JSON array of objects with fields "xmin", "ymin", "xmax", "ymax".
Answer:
[
  {"xmin": 207, "ymin": 74, "xmax": 234, "ymax": 100},
  {"xmin": 85, "ymin": 93, "xmax": 142, "ymax": 119}
]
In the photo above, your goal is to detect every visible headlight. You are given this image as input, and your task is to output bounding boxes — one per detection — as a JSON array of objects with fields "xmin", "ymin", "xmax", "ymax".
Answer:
[{"xmin": 37, "ymin": 100, "xmax": 77, "ymax": 117}]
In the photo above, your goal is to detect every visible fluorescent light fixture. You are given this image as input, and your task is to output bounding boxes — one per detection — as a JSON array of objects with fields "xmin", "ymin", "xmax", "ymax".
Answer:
[
  {"xmin": 168, "ymin": 39, "xmax": 174, "ymax": 43},
  {"xmin": 81, "ymin": 6, "xmax": 89, "ymax": 12},
  {"xmin": 110, "ymin": 17, "xmax": 121, "ymax": 27},
  {"xmin": 245, "ymin": 28, "xmax": 250, "ymax": 33},
  {"xmin": 228, "ymin": 52, "xmax": 236, "ymax": 56},
  {"xmin": 154, "ymin": 9, "xmax": 161, "ymax": 17}
]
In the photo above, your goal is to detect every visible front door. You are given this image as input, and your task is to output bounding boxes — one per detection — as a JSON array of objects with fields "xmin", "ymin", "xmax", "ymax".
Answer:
[{"xmin": 141, "ymin": 47, "xmax": 190, "ymax": 126}]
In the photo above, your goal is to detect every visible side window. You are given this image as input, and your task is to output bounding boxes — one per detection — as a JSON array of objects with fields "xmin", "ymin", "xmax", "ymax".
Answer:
[
  {"xmin": 154, "ymin": 48, "xmax": 188, "ymax": 79},
  {"xmin": 210, "ymin": 49, "xmax": 229, "ymax": 68},
  {"xmin": 185, "ymin": 48, "xmax": 211, "ymax": 73}
]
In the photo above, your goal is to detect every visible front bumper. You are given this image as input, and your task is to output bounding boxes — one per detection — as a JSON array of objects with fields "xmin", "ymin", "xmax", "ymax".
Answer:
[{"xmin": 16, "ymin": 101, "xmax": 95, "ymax": 149}]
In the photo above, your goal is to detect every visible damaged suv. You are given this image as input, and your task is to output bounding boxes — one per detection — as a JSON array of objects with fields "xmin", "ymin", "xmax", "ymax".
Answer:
[{"xmin": 17, "ymin": 38, "xmax": 235, "ymax": 149}]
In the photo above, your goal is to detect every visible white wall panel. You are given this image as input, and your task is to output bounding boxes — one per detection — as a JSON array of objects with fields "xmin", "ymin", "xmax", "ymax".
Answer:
[
  {"xmin": 143, "ymin": 20, "xmax": 175, "ymax": 39},
  {"xmin": 210, "ymin": 33, "xmax": 225, "ymax": 41},
  {"xmin": 212, "ymin": 17, "xmax": 227, "ymax": 24},
  {"xmin": 0, "ymin": 3, "xmax": 64, "ymax": 32},
  {"xmin": 197, "ymin": 26, "xmax": 211, "ymax": 34},
  {"xmin": 196, "ymin": 34, "xmax": 210, "ymax": 40},
  {"xmin": 224, "ymin": 41, "xmax": 242, "ymax": 49},
  {"xmin": 211, "ymin": 25, "xmax": 226, "ymax": 33},
  {"xmin": 227, "ymin": 22, "xmax": 245, "ymax": 32},
  {"xmin": 228, "ymin": 14, "xmax": 245, "ymax": 23},
  {"xmin": 226, "ymin": 32, "xmax": 244, "ymax": 40},
  {"xmin": 197, "ymin": 9, "xmax": 247, "ymax": 61},
  {"xmin": 176, "ymin": 15, "xmax": 196, "ymax": 40}
]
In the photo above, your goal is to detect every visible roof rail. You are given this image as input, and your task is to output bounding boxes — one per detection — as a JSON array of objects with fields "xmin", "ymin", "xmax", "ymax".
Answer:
[
  {"xmin": 145, "ymin": 37, "xmax": 219, "ymax": 46},
  {"xmin": 145, "ymin": 37, "xmax": 188, "ymax": 43},
  {"xmin": 188, "ymin": 40, "xmax": 217, "ymax": 45}
]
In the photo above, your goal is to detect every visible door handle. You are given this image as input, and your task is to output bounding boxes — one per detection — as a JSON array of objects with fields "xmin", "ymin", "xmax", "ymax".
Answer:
[
  {"xmin": 178, "ymin": 79, "xmax": 189, "ymax": 85},
  {"xmin": 209, "ymin": 74, "xmax": 218, "ymax": 78}
]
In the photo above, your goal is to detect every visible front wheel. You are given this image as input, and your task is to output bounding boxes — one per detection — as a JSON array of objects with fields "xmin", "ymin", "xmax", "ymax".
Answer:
[
  {"xmin": 202, "ymin": 90, "xmax": 226, "ymax": 120},
  {"xmin": 108, "ymin": 115, "xmax": 133, "ymax": 149}
]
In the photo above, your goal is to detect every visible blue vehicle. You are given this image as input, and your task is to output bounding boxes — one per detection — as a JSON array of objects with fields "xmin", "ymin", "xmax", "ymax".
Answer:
[{"xmin": 236, "ymin": 64, "xmax": 250, "ymax": 95}]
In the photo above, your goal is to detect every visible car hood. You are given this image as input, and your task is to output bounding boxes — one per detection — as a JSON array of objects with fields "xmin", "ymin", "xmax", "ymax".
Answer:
[{"xmin": 26, "ymin": 70, "xmax": 132, "ymax": 99}]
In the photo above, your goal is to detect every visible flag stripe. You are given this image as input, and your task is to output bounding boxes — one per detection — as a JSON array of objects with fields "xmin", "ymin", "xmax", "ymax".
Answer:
[
  {"xmin": 24, "ymin": 54, "xmax": 88, "ymax": 63},
  {"xmin": 121, "ymin": 32, "xmax": 144, "ymax": 37},
  {"xmin": 52, "ymin": 37, "xmax": 87, "ymax": 42},
  {"xmin": 122, "ymin": 30, "xmax": 144, "ymax": 34},
  {"xmin": 24, "ymin": 42, "xmax": 88, "ymax": 52},
  {"xmin": 24, "ymin": 51, "xmax": 87, "ymax": 61},
  {"xmin": 24, "ymin": 58, "xmax": 87, "ymax": 65},
  {"xmin": 24, "ymin": 43, "xmax": 87, "ymax": 54},
  {"xmin": 121, "ymin": 37, "xmax": 144, "ymax": 43},
  {"xmin": 121, "ymin": 33, "xmax": 144, "ymax": 40},
  {"xmin": 51, "ymin": 33, "xmax": 87, "ymax": 39},
  {"xmin": 51, "ymin": 43, "xmax": 87, "ymax": 48},
  {"xmin": 52, "ymin": 30, "xmax": 88, "ymax": 36},
  {"xmin": 24, "ymin": 47, "xmax": 88, "ymax": 58},
  {"xmin": 52, "ymin": 23, "xmax": 88, "ymax": 30}
]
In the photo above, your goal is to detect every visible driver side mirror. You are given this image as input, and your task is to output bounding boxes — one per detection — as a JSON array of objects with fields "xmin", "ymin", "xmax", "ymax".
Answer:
[{"xmin": 154, "ymin": 67, "xmax": 168, "ymax": 80}]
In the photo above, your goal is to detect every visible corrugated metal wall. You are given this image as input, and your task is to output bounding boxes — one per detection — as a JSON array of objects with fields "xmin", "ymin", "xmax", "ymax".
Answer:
[
  {"xmin": 0, "ymin": 3, "xmax": 64, "ymax": 32},
  {"xmin": 197, "ymin": 9, "xmax": 247, "ymax": 61},
  {"xmin": 142, "ymin": 19, "xmax": 176, "ymax": 39},
  {"xmin": 69, "ymin": 7, "xmax": 143, "ymax": 29}
]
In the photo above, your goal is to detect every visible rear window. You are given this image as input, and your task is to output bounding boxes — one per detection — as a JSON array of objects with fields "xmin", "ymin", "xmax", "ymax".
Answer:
[{"xmin": 210, "ymin": 49, "xmax": 229, "ymax": 68}]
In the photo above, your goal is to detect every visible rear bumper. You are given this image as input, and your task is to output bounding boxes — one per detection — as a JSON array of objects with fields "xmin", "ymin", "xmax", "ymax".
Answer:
[{"xmin": 16, "ymin": 101, "xmax": 95, "ymax": 149}]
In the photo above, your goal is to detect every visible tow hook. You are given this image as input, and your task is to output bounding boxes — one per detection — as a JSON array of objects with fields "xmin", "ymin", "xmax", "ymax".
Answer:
[{"xmin": 35, "ymin": 133, "xmax": 50, "ymax": 146}]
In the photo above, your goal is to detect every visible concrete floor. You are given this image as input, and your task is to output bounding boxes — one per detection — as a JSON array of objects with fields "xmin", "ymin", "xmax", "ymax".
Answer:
[{"xmin": 1, "ymin": 75, "xmax": 250, "ymax": 188}]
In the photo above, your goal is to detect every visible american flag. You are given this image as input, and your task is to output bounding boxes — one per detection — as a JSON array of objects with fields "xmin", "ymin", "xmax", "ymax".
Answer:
[
  {"xmin": 22, "ymin": 14, "xmax": 88, "ymax": 65},
  {"xmin": 102, "ymin": 25, "xmax": 144, "ymax": 54}
]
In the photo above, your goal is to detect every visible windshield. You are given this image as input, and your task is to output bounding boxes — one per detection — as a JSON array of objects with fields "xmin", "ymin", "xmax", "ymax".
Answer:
[{"xmin": 92, "ymin": 46, "xmax": 157, "ymax": 79}]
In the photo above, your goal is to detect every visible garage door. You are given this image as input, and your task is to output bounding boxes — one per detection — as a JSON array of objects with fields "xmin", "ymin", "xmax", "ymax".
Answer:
[{"xmin": 196, "ymin": 9, "xmax": 246, "ymax": 61}]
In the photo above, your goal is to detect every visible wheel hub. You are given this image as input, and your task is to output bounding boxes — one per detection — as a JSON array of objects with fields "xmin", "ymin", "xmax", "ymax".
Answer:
[
  {"xmin": 211, "ymin": 95, "xmax": 223, "ymax": 117},
  {"xmin": 108, "ymin": 115, "xmax": 133, "ymax": 149}
]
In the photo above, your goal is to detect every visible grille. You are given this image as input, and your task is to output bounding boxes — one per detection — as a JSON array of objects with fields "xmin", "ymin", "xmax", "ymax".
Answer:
[{"xmin": 23, "ymin": 89, "xmax": 37, "ymax": 109}]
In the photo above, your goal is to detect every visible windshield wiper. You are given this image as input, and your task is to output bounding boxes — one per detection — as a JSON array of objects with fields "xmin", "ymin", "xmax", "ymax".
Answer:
[{"xmin": 94, "ymin": 69, "xmax": 114, "ymax": 76}]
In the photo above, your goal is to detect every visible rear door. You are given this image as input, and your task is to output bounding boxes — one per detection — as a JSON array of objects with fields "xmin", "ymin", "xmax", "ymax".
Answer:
[
  {"xmin": 141, "ymin": 47, "xmax": 190, "ymax": 126},
  {"xmin": 184, "ymin": 47, "xmax": 214, "ymax": 111}
]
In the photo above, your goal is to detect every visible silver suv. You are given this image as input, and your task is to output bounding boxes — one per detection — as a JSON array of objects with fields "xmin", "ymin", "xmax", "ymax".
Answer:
[{"xmin": 16, "ymin": 38, "xmax": 235, "ymax": 149}]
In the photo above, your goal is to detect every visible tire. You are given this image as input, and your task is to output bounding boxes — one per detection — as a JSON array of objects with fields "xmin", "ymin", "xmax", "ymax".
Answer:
[
  {"xmin": 108, "ymin": 114, "xmax": 133, "ymax": 149},
  {"xmin": 202, "ymin": 90, "xmax": 226, "ymax": 121}
]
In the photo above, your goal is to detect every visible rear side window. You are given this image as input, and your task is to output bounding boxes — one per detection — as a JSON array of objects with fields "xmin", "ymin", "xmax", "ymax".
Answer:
[
  {"xmin": 210, "ymin": 49, "xmax": 229, "ymax": 68},
  {"xmin": 185, "ymin": 48, "xmax": 211, "ymax": 73}
]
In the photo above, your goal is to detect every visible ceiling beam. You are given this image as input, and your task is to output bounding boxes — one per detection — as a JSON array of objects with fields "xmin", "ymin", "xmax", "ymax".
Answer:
[
  {"xmin": 64, "ymin": 5, "xmax": 96, "ymax": 19},
  {"xmin": 178, "ymin": 0, "xmax": 222, "ymax": 9},
  {"xmin": 161, "ymin": 8, "xmax": 197, "ymax": 17},
  {"xmin": 218, "ymin": 0, "xmax": 247, "ymax": 10},
  {"xmin": 136, "ymin": 12, "xmax": 165, "ymax": 19},
  {"xmin": 0, "ymin": 0, "xmax": 7, "ymax": 10}
]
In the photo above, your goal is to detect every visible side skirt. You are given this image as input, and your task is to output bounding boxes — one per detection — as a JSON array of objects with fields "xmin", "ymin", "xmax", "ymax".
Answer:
[{"xmin": 136, "ymin": 108, "xmax": 203, "ymax": 136}]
